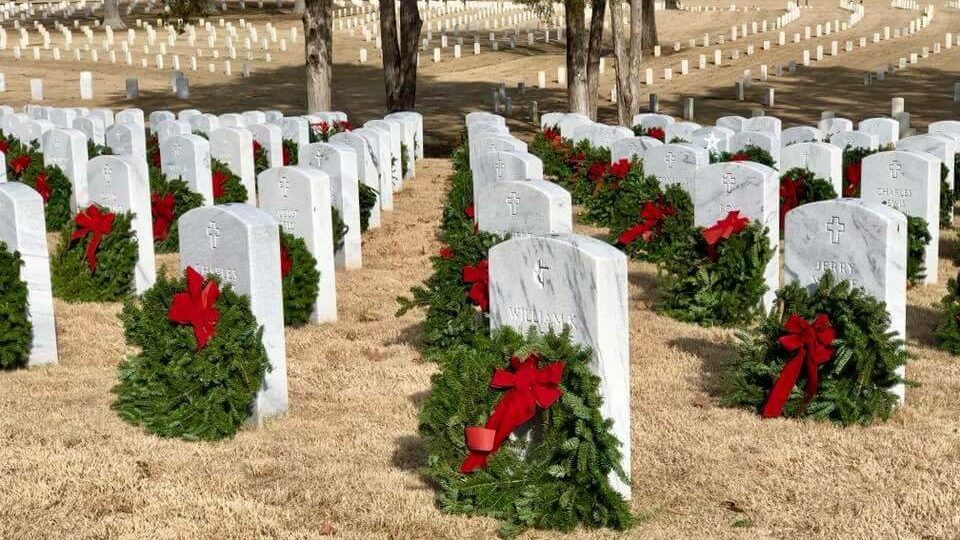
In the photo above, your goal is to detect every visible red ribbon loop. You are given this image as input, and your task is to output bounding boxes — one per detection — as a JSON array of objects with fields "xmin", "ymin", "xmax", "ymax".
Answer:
[
  {"xmin": 168, "ymin": 266, "xmax": 221, "ymax": 350},
  {"xmin": 779, "ymin": 176, "xmax": 803, "ymax": 231},
  {"xmin": 151, "ymin": 193, "xmax": 176, "ymax": 241},
  {"xmin": 461, "ymin": 354, "xmax": 565, "ymax": 473},
  {"xmin": 462, "ymin": 259, "xmax": 490, "ymax": 312},
  {"xmin": 762, "ymin": 313, "xmax": 836, "ymax": 419},
  {"xmin": 843, "ymin": 161, "xmax": 862, "ymax": 196},
  {"xmin": 34, "ymin": 170, "xmax": 51, "ymax": 203},
  {"xmin": 618, "ymin": 199, "xmax": 675, "ymax": 246},
  {"xmin": 70, "ymin": 205, "xmax": 116, "ymax": 272},
  {"xmin": 11, "ymin": 155, "xmax": 31, "ymax": 175},
  {"xmin": 280, "ymin": 245, "xmax": 292, "ymax": 278}
]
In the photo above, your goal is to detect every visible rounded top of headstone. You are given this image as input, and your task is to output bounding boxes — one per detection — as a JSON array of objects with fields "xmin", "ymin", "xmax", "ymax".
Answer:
[{"xmin": 180, "ymin": 202, "xmax": 278, "ymax": 231}]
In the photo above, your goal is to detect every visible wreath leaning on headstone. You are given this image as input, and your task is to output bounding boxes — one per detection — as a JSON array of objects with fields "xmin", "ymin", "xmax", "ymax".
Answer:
[
  {"xmin": 20, "ymin": 162, "xmax": 74, "ymax": 232},
  {"xmin": 150, "ymin": 168, "xmax": 205, "ymax": 254},
  {"xmin": 579, "ymin": 158, "xmax": 638, "ymax": 227},
  {"xmin": 253, "ymin": 141, "xmax": 270, "ymax": 176},
  {"xmin": 0, "ymin": 241, "xmax": 32, "ymax": 369},
  {"xmin": 609, "ymin": 178, "xmax": 694, "ymax": 265},
  {"xmin": 279, "ymin": 231, "xmax": 320, "ymax": 327},
  {"xmin": 529, "ymin": 127, "xmax": 577, "ymax": 185},
  {"xmin": 112, "ymin": 266, "xmax": 270, "ymax": 441},
  {"xmin": 87, "ymin": 140, "xmax": 114, "ymax": 158},
  {"xmin": 722, "ymin": 272, "xmax": 907, "ymax": 426},
  {"xmin": 51, "ymin": 204, "xmax": 139, "ymax": 303},
  {"xmin": 935, "ymin": 272, "xmax": 960, "ymax": 354},
  {"xmin": 655, "ymin": 211, "xmax": 774, "ymax": 327},
  {"xmin": 358, "ymin": 183, "xmax": 378, "ymax": 233},
  {"xmin": 419, "ymin": 327, "xmax": 633, "ymax": 538},
  {"xmin": 840, "ymin": 145, "xmax": 876, "ymax": 197},
  {"xmin": 906, "ymin": 216, "xmax": 932, "ymax": 286},
  {"xmin": 939, "ymin": 163, "xmax": 955, "ymax": 228},
  {"xmin": 211, "ymin": 158, "xmax": 249, "ymax": 204},
  {"xmin": 778, "ymin": 167, "xmax": 838, "ymax": 233},
  {"xmin": 716, "ymin": 145, "xmax": 777, "ymax": 168},
  {"xmin": 281, "ymin": 139, "xmax": 298, "ymax": 166}
]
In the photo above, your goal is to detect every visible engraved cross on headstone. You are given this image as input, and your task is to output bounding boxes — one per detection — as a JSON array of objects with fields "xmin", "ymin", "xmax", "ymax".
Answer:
[
  {"xmin": 826, "ymin": 215, "xmax": 845, "ymax": 244},
  {"xmin": 506, "ymin": 191, "xmax": 520, "ymax": 215},
  {"xmin": 493, "ymin": 155, "xmax": 505, "ymax": 181},
  {"xmin": 664, "ymin": 151, "xmax": 677, "ymax": 169},
  {"xmin": 172, "ymin": 142, "xmax": 182, "ymax": 158},
  {"xmin": 206, "ymin": 220, "xmax": 220, "ymax": 249},
  {"xmin": 888, "ymin": 159, "xmax": 902, "ymax": 179},
  {"xmin": 722, "ymin": 171, "xmax": 736, "ymax": 193}
]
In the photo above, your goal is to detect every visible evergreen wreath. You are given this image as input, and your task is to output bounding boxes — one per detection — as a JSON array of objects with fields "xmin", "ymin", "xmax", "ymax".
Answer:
[
  {"xmin": 282, "ymin": 139, "xmax": 298, "ymax": 166},
  {"xmin": 609, "ymin": 180, "xmax": 694, "ymax": 265},
  {"xmin": 580, "ymin": 158, "xmax": 635, "ymax": 227},
  {"xmin": 253, "ymin": 140, "xmax": 270, "ymax": 175},
  {"xmin": 840, "ymin": 145, "xmax": 876, "ymax": 197},
  {"xmin": 631, "ymin": 125, "xmax": 666, "ymax": 142},
  {"xmin": 939, "ymin": 163, "xmax": 955, "ymax": 228},
  {"xmin": 147, "ymin": 133, "xmax": 161, "ymax": 172},
  {"xmin": 716, "ymin": 145, "xmax": 776, "ymax": 168},
  {"xmin": 87, "ymin": 140, "xmax": 114, "ymax": 158},
  {"xmin": 149, "ymin": 168, "xmax": 205, "ymax": 254},
  {"xmin": 906, "ymin": 216, "xmax": 931, "ymax": 286},
  {"xmin": 778, "ymin": 167, "xmax": 838, "ymax": 233},
  {"xmin": 331, "ymin": 205, "xmax": 348, "ymax": 252},
  {"xmin": 51, "ymin": 205, "xmax": 139, "ymax": 303},
  {"xmin": 4, "ymin": 138, "xmax": 40, "ymax": 181},
  {"xmin": 401, "ymin": 141, "xmax": 410, "ymax": 178},
  {"xmin": 656, "ymin": 212, "xmax": 774, "ymax": 327},
  {"xmin": 564, "ymin": 145, "xmax": 613, "ymax": 206},
  {"xmin": 359, "ymin": 183, "xmax": 378, "ymax": 233},
  {"xmin": 211, "ymin": 158, "xmax": 249, "ymax": 204},
  {"xmin": 722, "ymin": 272, "xmax": 907, "ymax": 426},
  {"xmin": 280, "ymin": 231, "xmax": 320, "ymax": 327},
  {"xmin": 530, "ymin": 128, "xmax": 576, "ymax": 187},
  {"xmin": 309, "ymin": 120, "xmax": 352, "ymax": 143},
  {"xmin": 529, "ymin": 129, "xmax": 609, "ymax": 205},
  {"xmin": 113, "ymin": 266, "xmax": 270, "ymax": 441},
  {"xmin": 0, "ymin": 241, "xmax": 32, "ymax": 369},
  {"xmin": 19, "ymin": 162, "xmax": 73, "ymax": 232},
  {"xmin": 419, "ymin": 326, "xmax": 633, "ymax": 538},
  {"xmin": 935, "ymin": 272, "xmax": 960, "ymax": 354}
]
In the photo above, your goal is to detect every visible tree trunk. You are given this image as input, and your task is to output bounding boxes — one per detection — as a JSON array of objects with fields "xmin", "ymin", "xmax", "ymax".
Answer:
[
  {"xmin": 102, "ymin": 0, "xmax": 126, "ymax": 29},
  {"xmin": 304, "ymin": 0, "xmax": 333, "ymax": 112},
  {"xmin": 396, "ymin": 0, "xmax": 423, "ymax": 110},
  {"xmin": 565, "ymin": 1, "xmax": 588, "ymax": 116},
  {"xmin": 641, "ymin": 0, "xmax": 658, "ymax": 54},
  {"xmin": 585, "ymin": 0, "xmax": 606, "ymax": 119},
  {"xmin": 379, "ymin": 0, "xmax": 403, "ymax": 109}
]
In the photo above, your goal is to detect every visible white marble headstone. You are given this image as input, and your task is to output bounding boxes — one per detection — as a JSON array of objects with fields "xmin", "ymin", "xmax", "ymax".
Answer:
[
  {"xmin": 330, "ymin": 131, "xmax": 381, "ymax": 229},
  {"xmin": 896, "ymin": 134, "xmax": 956, "ymax": 192},
  {"xmin": 472, "ymin": 150, "xmax": 544, "ymax": 208},
  {"xmin": 730, "ymin": 130, "xmax": 781, "ymax": 169},
  {"xmin": 780, "ymin": 141, "xmax": 843, "ymax": 194},
  {"xmin": 610, "ymin": 136, "xmax": 663, "ymax": 163},
  {"xmin": 858, "ymin": 118, "xmax": 899, "ymax": 146},
  {"xmin": 298, "ymin": 142, "xmax": 362, "ymax": 270},
  {"xmin": 642, "ymin": 143, "xmax": 710, "ymax": 193},
  {"xmin": 41, "ymin": 128, "xmax": 88, "ymax": 213},
  {"xmin": 352, "ymin": 127, "xmax": 394, "ymax": 212},
  {"xmin": 476, "ymin": 179, "xmax": 572, "ymax": 238},
  {"xmin": 210, "ymin": 127, "xmax": 256, "ymax": 204},
  {"xmin": 161, "ymin": 134, "xmax": 213, "ymax": 205}
]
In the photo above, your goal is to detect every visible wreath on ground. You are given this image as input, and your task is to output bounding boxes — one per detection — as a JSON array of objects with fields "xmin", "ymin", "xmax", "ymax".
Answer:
[
  {"xmin": 632, "ymin": 125, "xmax": 666, "ymax": 141},
  {"xmin": 0, "ymin": 241, "xmax": 32, "ymax": 369},
  {"xmin": 359, "ymin": 183, "xmax": 378, "ymax": 232},
  {"xmin": 3, "ymin": 138, "xmax": 39, "ymax": 181},
  {"xmin": 609, "ymin": 179, "xmax": 694, "ymax": 265},
  {"xmin": 88, "ymin": 140, "xmax": 114, "ymax": 158},
  {"xmin": 112, "ymin": 266, "xmax": 270, "ymax": 440},
  {"xmin": 282, "ymin": 139, "xmax": 298, "ymax": 166},
  {"xmin": 19, "ymin": 162, "xmax": 73, "ymax": 232},
  {"xmin": 906, "ymin": 216, "xmax": 931, "ymax": 286},
  {"xmin": 715, "ymin": 145, "xmax": 776, "ymax": 168},
  {"xmin": 211, "ymin": 158, "xmax": 248, "ymax": 204},
  {"xmin": 309, "ymin": 120, "xmax": 352, "ymax": 143},
  {"xmin": 579, "ymin": 158, "xmax": 636, "ymax": 227},
  {"xmin": 150, "ymin": 168, "xmax": 205, "ymax": 254},
  {"xmin": 51, "ymin": 205, "xmax": 138, "ymax": 303},
  {"xmin": 935, "ymin": 273, "xmax": 960, "ymax": 354},
  {"xmin": 655, "ymin": 211, "xmax": 774, "ymax": 327},
  {"xmin": 401, "ymin": 141, "xmax": 410, "ymax": 178},
  {"xmin": 841, "ymin": 145, "xmax": 876, "ymax": 197},
  {"xmin": 253, "ymin": 140, "xmax": 270, "ymax": 175},
  {"xmin": 419, "ymin": 326, "xmax": 633, "ymax": 538},
  {"xmin": 779, "ymin": 167, "xmax": 838, "ymax": 232},
  {"xmin": 529, "ymin": 129, "xmax": 609, "ymax": 204},
  {"xmin": 280, "ymin": 231, "xmax": 320, "ymax": 327},
  {"xmin": 721, "ymin": 272, "xmax": 907, "ymax": 426},
  {"xmin": 939, "ymin": 163, "xmax": 954, "ymax": 228}
]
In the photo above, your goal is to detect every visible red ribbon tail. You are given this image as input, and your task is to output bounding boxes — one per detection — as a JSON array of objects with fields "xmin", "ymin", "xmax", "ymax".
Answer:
[
  {"xmin": 459, "ymin": 452, "xmax": 489, "ymax": 473},
  {"xmin": 761, "ymin": 353, "xmax": 804, "ymax": 419},
  {"xmin": 85, "ymin": 233, "xmax": 101, "ymax": 272}
]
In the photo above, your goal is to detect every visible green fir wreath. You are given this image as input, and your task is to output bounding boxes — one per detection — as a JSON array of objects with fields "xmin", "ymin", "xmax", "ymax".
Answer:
[
  {"xmin": 939, "ymin": 163, "xmax": 954, "ymax": 228},
  {"xmin": 280, "ymin": 231, "xmax": 320, "ymax": 327},
  {"xmin": 656, "ymin": 219, "xmax": 774, "ymax": 327},
  {"xmin": 147, "ymin": 133, "xmax": 161, "ymax": 171},
  {"xmin": 935, "ymin": 272, "xmax": 960, "ymax": 354},
  {"xmin": 331, "ymin": 205, "xmax": 348, "ymax": 252},
  {"xmin": 906, "ymin": 215, "xmax": 931, "ymax": 286},
  {"xmin": 565, "ymin": 145, "xmax": 613, "ymax": 206},
  {"xmin": 87, "ymin": 140, "xmax": 114, "ymax": 158},
  {"xmin": 211, "ymin": 158, "xmax": 249, "ymax": 204},
  {"xmin": 112, "ymin": 268, "xmax": 270, "ymax": 440},
  {"xmin": 4, "ymin": 138, "xmax": 40, "ymax": 181},
  {"xmin": 0, "ymin": 241, "xmax": 32, "ymax": 369},
  {"xmin": 282, "ymin": 139, "xmax": 298, "ymax": 166},
  {"xmin": 419, "ymin": 327, "xmax": 633, "ymax": 538},
  {"xmin": 253, "ymin": 141, "xmax": 270, "ymax": 175},
  {"xmin": 20, "ymin": 163, "xmax": 73, "ymax": 232},
  {"xmin": 359, "ymin": 183, "xmax": 378, "ymax": 232},
  {"xmin": 608, "ymin": 179, "xmax": 694, "ymax": 265},
  {"xmin": 51, "ymin": 207, "xmax": 139, "ymax": 303},
  {"xmin": 722, "ymin": 272, "xmax": 907, "ymax": 426},
  {"xmin": 529, "ymin": 129, "xmax": 576, "ymax": 185},
  {"xmin": 778, "ymin": 167, "xmax": 838, "ymax": 233},
  {"xmin": 150, "ymin": 168, "xmax": 205, "ymax": 254},
  {"xmin": 716, "ymin": 145, "xmax": 776, "ymax": 168},
  {"xmin": 579, "ymin": 158, "xmax": 638, "ymax": 227},
  {"xmin": 841, "ymin": 145, "xmax": 875, "ymax": 197},
  {"xmin": 401, "ymin": 141, "xmax": 410, "ymax": 178}
]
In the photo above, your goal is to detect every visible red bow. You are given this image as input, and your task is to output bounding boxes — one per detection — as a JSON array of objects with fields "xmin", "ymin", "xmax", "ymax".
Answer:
[
  {"xmin": 462, "ymin": 259, "xmax": 489, "ymax": 312},
  {"xmin": 151, "ymin": 193, "xmax": 176, "ymax": 241},
  {"xmin": 315, "ymin": 121, "xmax": 330, "ymax": 135},
  {"xmin": 565, "ymin": 151, "xmax": 585, "ymax": 168},
  {"xmin": 762, "ymin": 313, "xmax": 836, "ymax": 418},
  {"xmin": 11, "ymin": 154, "xmax": 31, "ymax": 175},
  {"xmin": 646, "ymin": 127, "xmax": 665, "ymax": 142},
  {"xmin": 280, "ymin": 245, "xmax": 292, "ymax": 278},
  {"xmin": 779, "ymin": 176, "xmax": 804, "ymax": 231},
  {"xmin": 843, "ymin": 161, "xmax": 862, "ymax": 197},
  {"xmin": 609, "ymin": 159, "xmax": 630, "ymax": 180},
  {"xmin": 212, "ymin": 169, "xmax": 228, "ymax": 198},
  {"xmin": 618, "ymin": 199, "xmax": 675, "ymax": 245},
  {"xmin": 544, "ymin": 127, "xmax": 561, "ymax": 144},
  {"xmin": 703, "ymin": 210, "xmax": 750, "ymax": 260},
  {"xmin": 282, "ymin": 145, "xmax": 292, "ymax": 166},
  {"xmin": 253, "ymin": 140, "xmax": 264, "ymax": 156},
  {"xmin": 729, "ymin": 152, "xmax": 750, "ymax": 162},
  {"xmin": 588, "ymin": 162, "xmax": 609, "ymax": 183},
  {"xmin": 439, "ymin": 247, "xmax": 454, "ymax": 260},
  {"xmin": 70, "ymin": 205, "xmax": 115, "ymax": 272},
  {"xmin": 168, "ymin": 266, "xmax": 221, "ymax": 350},
  {"xmin": 464, "ymin": 205, "xmax": 475, "ymax": 219},
  {"xmin": 0, "ymin": 139, "xmax": 8, "ymax": 153},
  {"xmin": 34, "ymin": 170, "xmax": 51, "ymax": 203},
  {"xmin": 337, "ymin": 121, "xmax": 353, "ymax": 132},
  {"xmin": 461, "ymin": 354, "xmax": 565, "ymax": 473}
]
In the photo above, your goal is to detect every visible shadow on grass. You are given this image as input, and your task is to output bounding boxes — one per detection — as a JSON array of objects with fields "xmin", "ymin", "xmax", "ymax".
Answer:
[{"xmin": 668, "ymin": 336, "xmax": 738, "ymax": 397}]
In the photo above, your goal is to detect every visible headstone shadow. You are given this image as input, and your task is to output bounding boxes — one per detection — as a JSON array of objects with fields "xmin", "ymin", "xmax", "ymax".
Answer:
[
  {"xmin": 391, "ymin": 434, "xmax": 428, "ymax": 473},
  {"xmin": 906, "ymin": 303, "xmax": 941, "ymax": 348},
  {"xmin": 667, "ymin": 336, "xmax": 738, "ymax": 398}
]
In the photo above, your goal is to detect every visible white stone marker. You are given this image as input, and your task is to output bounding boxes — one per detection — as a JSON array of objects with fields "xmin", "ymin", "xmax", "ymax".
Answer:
[
  {"xmin": 830, "ymin": 130, "xmax": 879, "ymax": 152},
  {"xmin": 488, "ymin": 234, "xmax": 631, "ymax": 499},
  {"xmin": 743, "ymin": 116, "xmax": 782, "ymax": 137},
  {"xmin": 784, "ymin": 198, "xmax": 907, "ymax": 402},
  {"xmin": 859, "ymin": 117, "xmax": 900, "ymax": 146},
  {"xmin": 105, "ymin": 122, "xmax": 148, "ymax": 182},
  {"xmin": 256, "ymin": 167, "xmax": 337, "ymax": 322},
  {"xmin": 861, "ymin": 151, "xmax": 940, "ymax": 284},
  {"xmin": 86, "ymin": 154, "xmax": 156, "ymax": 294},
  {"xmin": 116, "ymin": 108, "xmax": 146, "ymax": 129},
  {"xmin": 690, "ymin": 126, "xmax": 735, "ymax": 154},
  {"xmin": 148, "ymin": 110, "xmax": 176, "ymax": 132},
  {"xmin": 298, "ymin": 142, "xmax": 362, "ymax": 270},
  {"xmin": 641, "ymin": 143, "xmax": 710, "ymax": 193},
  {"xmin": 189, "ymin": 113, "xmax": 220, "ymax": 136},
  {"xmin": 896, "ymin": 134, "xmax": 957, "ymax": 192},
  {"xmin": 610, "ymin": 136, "xmax": 664, "ymax": 163},
  {"xmin": 0, "ymin": 182, "xmax": 58, "ymax": 365},
  {"xmin": 694, "ymin": 162, "xmax": 780, "ymax": 311},
  {"xmin": 780, "ymin": 142, "xmax": 843, "ymax": 194},
  {"xmin": 330, "ymin": 131, "xmax": 381, "ymax": 229},
  {"xmin": 730, "ymin": 130, "xmax": 782, "ymax": 169},
  {"xmin": 716, "ymin": 115, "xmax": 748, "ymax": 133},
  {"xmin": 210, "ymin": 127, "xmax": 256, "ymax": 204},
  {"xmin": 41, "ymin": 128, "xmax": 88, "ymax": 212},
  {"xmin": 818, "ymin": 117, "xmax": 854, "ymax": 138},
  {"xmin": 178, "ymin": 204, "xmax": 288, "ymax": 423},
  {"xmin": 472, "ymin": 150, "xmax": 544, "ymax": 208},
  {"xmin": 279, "ymin": 116, "xmax": 309, "ymax": 149},
  {"xmin": 365, "ymin": 119, "xmax": 403, "ymax": 192},
  {"xmin": 352, "ymin": 127, "xmax": 394, "ymax": 211},
  {"xmin": 781, "ymin": 126, "xmax": 822, "ymax": 147},
  {"xmin": 476, "ymin": 179, "xmax": 573, "ymax": 237},
  {"xmin": 249, "ymin": 123, "xmax": 284, "ymax": 168},
  {"xmin": 161, "ymin": 134, "xmax": 213, "ymax": 205}
]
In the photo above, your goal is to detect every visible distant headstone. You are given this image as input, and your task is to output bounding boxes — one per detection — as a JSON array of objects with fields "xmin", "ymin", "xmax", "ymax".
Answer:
[
  {"xmin": 161, "ymin": 134, "xmax": 214, "ymax": 205},
  {"xmin": 298, "ymin": 142, "xmax": 362, "ymax": 270},
  {"xmin": 476, "ymin": 179, "xmax": 573, "ymax": 237}
]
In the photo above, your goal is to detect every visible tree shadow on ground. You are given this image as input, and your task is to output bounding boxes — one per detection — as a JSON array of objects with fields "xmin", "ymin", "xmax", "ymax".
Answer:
[
  {"xmin": 628, "ymin": 267, "xmax": 662, "ymax": 307},
  {"xmin": 391, "ymin": 434, "xmax": 428, "ymax": 473},
  {"xmin": 668, "ymin": 336, "xmax": 738, "ymax": 397},
  {"xmin": 907, "ymin": 303, "xmax": 941, "ymax": 349}
]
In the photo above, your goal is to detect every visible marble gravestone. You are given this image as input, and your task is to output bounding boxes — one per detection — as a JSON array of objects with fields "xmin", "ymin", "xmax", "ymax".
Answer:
[
  {"xmin": 858, "ymin": 118, "xmax": 899, "ymax": 146},
  {"xmin": 472, "ymin": 151, "xmax": 544, "ymax": 208},
  {"xmin": 41, "ymin": 128, "xmax": 88, "ymax": 213},
  {"xmin": 330, "ymin": 131, "xmax": 381, "ymax": 229},
  {"xmin": 210, "ymin": 127, "xmax": 257, "ymax": 204},
  {"xmin": 365, "ymin": 120, "xmax": 403, "ymax": 193},
  {"xmin": 0, "ymin": 182, "xmax": 58, "ymax": 366},
  {"xmin": 818, "ymin": 117, "xmax": 853, "ymax": 139},
  {"xmin": 896, "ymin": 134, "xmax": 957, "ymax": 192},
  {"xmin": 631, "ymin": 112, "xmax": 674, "ymax": 131},
  {"xmin": 385, "ymin": 111, "xmax": 425, "ymax": 160},
  {"xmin": 161, "ymin": 134, "xmax": 213, "ymax": 205},
  {"xmin": 298, "ymin": 142, "xmax": 362, "ymax": 270},
  {"xmin": 148, "ymin": 110, "xmax": 176, "ymax": 132},
  {"xmin": 74, "ymin": 115, "xmax": 106, "ymax": 145},
  {"xmin": 584, "ymin": 125, "xmax": 633, "ymax": 150},
  {"xmin": 780, "ymin": 141, "xmax": 843, "ymax": 194},
  {"xmin": 105, "ymin": 122, "xmax": 149, "ymax": 182},
  {"xmin": 664, "ymin": 121, "xmax": 702, "ymax": 143},
  {"xmin": 690, "ymin": 126, "xmax": 735, "ymax": 154},
  {"xmin": 830, "ymin": 130, "xmax": 879, "ymax": 152},
  {"xmin": 279, "ymin": 116, "xmax": 310, "ymax": 149},
  {"xmin": 743, "ymin": 116, "xmax": 782, "ymax": 136},
  {"xmin": 352, "ymin": 127, "xmax": 394, "ymax": 211},
  {"xmin": 89, "ymin": 108, "xmax": 115, "ymax": 129},
  {"xmin": 476, "ymin": 179, "xmax": 573, "ymax": 237},
  {"xmin": 783, "ymin": 198, "xmax": 907, "ymax": 402},
  {"xmin": 86, "ymin": 155, "xmax": 157, "ymax": 294},
  {"xmin": 242, "ymin": 110, "xmax": 267, "ymax": 127},
  {"xmin": 219, "ymin": 113, "xmax": 247, "ymax": 128},
  {"xmin": 256, "ymin": 166, "xmax": 338, "ymax": 323},
  {"xmin": 780, "ymin": 126, "xmax": 822, "ymax": 147},
  {"xmin": 610, "ymin": 136, "xmax": 664, "ymax": 163},
  {"xmin": 488, "ymin": 234, "xmax": 631, "ymax": 499},
  {"xmin": 470, "ymin": 133, "xmax": 526, "ymax": 172},
  {"xmin": 928, "ymin": 121, "xmax": 960, "ymax": 143},
  {"xmin": 250, "ymin": 123, "xmax": 284, "ymax": 168},
  {"xmin": 189, "ymin": 113, "xmax": 220, "ymax": 136},
  {"xmin": 467, "ymin": 121, "xmax": 510, "ymax": 160},
  {"xmin": 467, "ymin": 111, "xmax": 506, "ymax": 127},
  {"xmin": 861, "ymin": 151, "xmax": 940, "ymax": 284},
  {"xmin": 178, "ymin": 204, "xmax": 289, "ymax": 423},
  {"xmin": 716, "ymin": 115, "xmax": 748, "ymax": 133},
  {"xmin": 19, "ymin": 118, "xmax": 53, "ymax": 148},
  {"xmin": 390, "ymin": 117, "xmax": 417, "ymax": 179},
  {"xmin": 154, "ymin": 119, "xmax": 191, "ymax": 146},
  {"xmin": 730, "ymin": 130, "xmax": 781, "ymax": 169},
  {"xmin": 48, "ymin": 108, "xmax": 78, "ymax": 130},
  {"xmin": 642, "ymin": 143, "xmax": 710, "ymax": 193},
  {"xmin": 694, "ymin": 162, "xmax": 780, "ymax": 311},
  {"xmin": 115, "ymin": 108, "xmax": 145, "ymax": 129}
]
